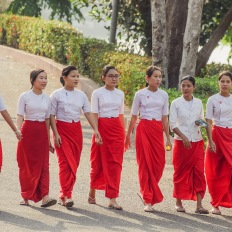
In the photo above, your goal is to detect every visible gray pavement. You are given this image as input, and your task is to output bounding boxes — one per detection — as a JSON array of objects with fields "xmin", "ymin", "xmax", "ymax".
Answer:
[{"xmin": 0, "ymin": 53, "xmax": 231, "ymax": 232}]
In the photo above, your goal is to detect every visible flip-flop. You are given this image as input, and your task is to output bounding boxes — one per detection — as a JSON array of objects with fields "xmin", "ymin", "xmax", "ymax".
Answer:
[
  {"xmin": 58, "ymin": 198, "xmax": 65, "ymax": 206},
  {"xmin": 108, "ymin": 203, "xmax": 123, "ymax": 210},
  {"xmin": 88, "ymin": 196, "xmax": 96, "ymax": 204},
  {"xmin": 195, "ymin": 207, "xmax": 209, "ymax": 214},
  {"xmin": 65, "ymin": 199, "xmax": 74, "ymax": 208},
  {"xmin": 41, "ymin": 198, "xmax": 57, "ymax": 208},
  {"xmin": 20, "ymin": 200, "xmax": 29, "ymax": 206},
  {"xmin": 211, "ymin": 208, "xmax": 222, "ymax": 215},
  {"xmin": 175, "ymin": 205, "xmax": 186, "ymax": 212}
]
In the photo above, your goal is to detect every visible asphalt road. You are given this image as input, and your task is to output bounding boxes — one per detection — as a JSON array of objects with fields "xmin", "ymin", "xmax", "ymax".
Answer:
[{"xmin": 0, "ymin": 54, "xmax": 231, "ymax": 232}]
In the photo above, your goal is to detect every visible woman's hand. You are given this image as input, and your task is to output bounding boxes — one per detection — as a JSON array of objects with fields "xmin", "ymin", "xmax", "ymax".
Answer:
[
  {"xmin": 94, "ymin": 130, "xmax": 103, "ymax": 145},
  {"xmin": 208, "ymin": 140, "xmax": 216, "ymax": 153},
  {"xmin": 54, "ymin": 134, "xmax": 62, "ymax": 148},
  {"xmin": 15, "ymin": 130, "xmax": 22, "ymax": 141},
  {"xmin": 165, "ymin": 140, "xmax": 172, "ymax": 151},
  {"xmin": 181, "ymin": 135, "xmax": 192, "ymax": 149},
  {"xmin": 125, "ymin": 135, "xmax": 131, "ymax": 150}
]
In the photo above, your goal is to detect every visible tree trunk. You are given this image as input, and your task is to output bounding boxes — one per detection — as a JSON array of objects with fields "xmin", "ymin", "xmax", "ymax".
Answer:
[
  {"xmin": 196, "ymin": 6, "xmax": 232, "ymax": 76},
  {"xmin": 179, "ymin": 0, "xmax": 204, "ymax": 83},
  {"xmin": 0, "ymin": 0, "xmax": 13, "ymax": 13},
  {"xmin": 151, "ymin": 0, "xmax": 168, "ymax": 87},
  {"xmin": 109, "ymin": 0, "xmax": 119, "ymax": 44},
  {"xmin": 166, "ymin": 0, "xmax": 189, "ymax": 89}
]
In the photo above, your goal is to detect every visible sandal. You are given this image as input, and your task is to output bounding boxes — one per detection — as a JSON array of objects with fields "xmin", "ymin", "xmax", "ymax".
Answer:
[
  {"xmin": 41, "ymin": 198, "xmax": 57, "ymax": 208},
  {"xmin": 211, "ymin": 208, "xmax": 221, "ymax": 215},
  {"xmin": 108, "ymin": 203, "xmax": 123, "ymax": 210},
  {"xmin": 195, "ymin": 207, "xmax": 209, "ymax": 214},
  {"xmin": 175, "ymin": 205, "xmax": 186, "ymax": 213},
  {"xmin": 58, "ymin": 198, "xmax": 66, "ymax": 206},
  {"xmin": 20, "ymin": 199, "xmax": 29, "ymax": 206},
  {"xmin": 65, "ymin": 199, "xmax": 74, "ymax": 208},
  {"xmin": 144, "ymin": 204, "xmax": 154, "ymax": 212},
  {"xmin": 88, "ymin": 196, "xmax": 96, "ymax": 204}
]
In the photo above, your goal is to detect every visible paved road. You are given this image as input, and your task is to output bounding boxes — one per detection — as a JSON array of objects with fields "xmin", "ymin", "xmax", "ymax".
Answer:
[{"xmin": 0, "ymin": 54, "xmax": 231, "ymax": 232}]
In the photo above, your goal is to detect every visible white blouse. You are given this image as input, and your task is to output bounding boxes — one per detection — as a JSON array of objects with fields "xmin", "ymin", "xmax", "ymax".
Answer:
[
  {"xmin": 206, "ymin": 93, "xmax": 232, "ymax": 128},
  {"xmin": 50, "ymin": 88, "xmax": 90, "ymax": 122},
  {"xmin": 17, "ymin": 90, "xmax": 51, "ymax": 121},
  {"xmin": 0, "ymin": 96, "xmax": 6, "ymax": 112},
  {"xmin": 131, "ymin": 88, "xmax": 169, "ymax": 120},
  {"xmin": 169, "ymin": 96, "xmax": 204, "ymax": 142},
  {"xmin": 91, "ymin": 87, "xmax": 124, "ymax": 117}
]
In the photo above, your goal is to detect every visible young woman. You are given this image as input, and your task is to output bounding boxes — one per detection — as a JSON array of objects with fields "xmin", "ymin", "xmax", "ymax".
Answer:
[
  {"xmin": 50, "ymin": 65, "xmax": 101, "ymax": 208},
  {"xmin": 0, "ymin": 96, "xmax": 22, "ymax": 172},
  {"xmin": 17, "ymin": 69, "xmax": 56, "ymax": 207},
  {"xmin": 88, "ymin": 65, "xmax": 125, "ymax": 210},
  {"xmin": 169, "ymin": 75, "xmax": 209, "ymax": 214},
  {"xmin": 125, "ymin": 66, "xmax": 171, "ymax": 212},
  {"xmin": 205, "ymin": 71, "xmax": 232, "ymax": 215}
]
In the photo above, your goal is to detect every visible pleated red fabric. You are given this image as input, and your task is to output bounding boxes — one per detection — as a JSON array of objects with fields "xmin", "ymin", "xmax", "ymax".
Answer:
[
  {"xmin": 172, "ymin": 139, "xmax": 206, "ymax": 200},
  {"xmin": 0, "ymin": 140, "xmax": 2, "ymax": 172},
  {"xmin": 55, "ymin": 120, "xmax": 83, "ymax": 199},
  {"xmin": 136, "ymin": 119, "xmax": 165, "ymax": 205},
  {"xmin": 17, "ymin": 121, "xmax": 49, "ymax": 202},
  {"xmin": 90, "ymin": 117, "xmax": 124, "ymax": 198},
  {"xmin": 205, "ymin": 126, "xmax": 232, "ymax": 208}
]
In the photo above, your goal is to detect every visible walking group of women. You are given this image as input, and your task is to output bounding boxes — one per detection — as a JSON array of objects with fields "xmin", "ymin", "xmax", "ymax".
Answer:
[{"xmin": 0, "ymin": 64, "xmax": 231, "ymax": 216}]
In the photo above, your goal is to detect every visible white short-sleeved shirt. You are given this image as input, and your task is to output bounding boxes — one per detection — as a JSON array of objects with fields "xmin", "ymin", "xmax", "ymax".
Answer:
[
  {"xmin": 17, "ymin": 90, "xmax": 51, "ymax": 121},
  {"xmin": 0, "ymin": 96, "xmax": 6, "ymax": 112},
  {"xmin": 131, "ymin": 88, "xmax": 169, "ymax": 120},
  {"xmin": 169, "ymin": 96, "xmax": 204, "ymax": 142},
  {"xmin": 91, "ymin": 87, "xmax": 124, "ymax": 117},
  {"xmin": 206, "ymin": 93, "xmax": 232, "ymax": 128},
  {"xmin": 50, "ymin": 88, "xmax": 90, "ymax": 122}
]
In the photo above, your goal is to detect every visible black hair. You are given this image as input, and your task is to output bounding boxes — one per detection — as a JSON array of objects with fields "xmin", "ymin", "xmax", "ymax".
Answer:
[
  {"xmin": 102, "ymin": 65, "xmax": 118, "ymax": 77},
  {"xmin": 101, "ymin": 65, "xmax": 118, "ymax": 83},
  {"xmin": 180, "ymin": 75, "xmax": 195, "ymax": 86},
  {"xmin": 145, "ymin": 66, "xmax": 162, "ymax": 87},
  {"xmin": 30, "ymin": 69, "xmax": 45, "ymax": 87},
  {"xmin": 218, "ymin": 70, "xmax": 232, "ymax": 81},
  {"xmin": 60, "ymin": 65, "xmax": 78, "ymax": 86}
]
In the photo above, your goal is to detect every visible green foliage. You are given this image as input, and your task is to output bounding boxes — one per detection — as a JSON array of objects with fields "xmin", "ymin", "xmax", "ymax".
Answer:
[
  {"xmin": 77, "ymin": 38, "xmax": 115, "ymax": 83},
  {"xmin": 200, "ymin": 62, "xmax": 232, "ymax": 78},
  {"xmin": 7, "ymin": 0, "xmax": 85, "ymax": 23},
  {"xmin": 0, "ymin": 14, "xmax": 83, "ymax": 64},
  {"xmin": 80, "ymin": 0, "xmax": 232, "ymax": 55}
]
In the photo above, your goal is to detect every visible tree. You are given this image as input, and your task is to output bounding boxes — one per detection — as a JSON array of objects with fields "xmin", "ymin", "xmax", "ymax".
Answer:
[
  {"xmin": 109, "ymin": 0, "xmax": 119, "ymax": 44},
  {"xmin": 6, "ymin": 0, "xmax": 85, "ymax": 23},
  {"xmin": 84, "ymin": 0, "xmax": 232, "ymax": 88},
  {"xmin": 150, "ymin": 0, "xmax": 168, "ymax": 87},
  {"xmin": 179, "ymin": 0, "xmax": 204, "ymax": 81}
]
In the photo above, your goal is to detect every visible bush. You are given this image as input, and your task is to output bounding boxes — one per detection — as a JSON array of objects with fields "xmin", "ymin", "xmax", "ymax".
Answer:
[
  {"xmin": 200, "ymin": 62, "xmax": 232, "ymax": 78},
  {"xmin": 77, "ymin": 38, "xmax": 115, "ymax": 84},
  {"xmin": 0, "ymin": 14, "xmax": 83, "ymax": 64}
]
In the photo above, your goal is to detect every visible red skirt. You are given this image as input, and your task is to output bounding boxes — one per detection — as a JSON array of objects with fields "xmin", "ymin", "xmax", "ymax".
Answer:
[
  {"xmin": 17, "ymin": 121, "xmax": 49, "ymax": 202},
  {"xmin": 90, "ymin": 117, "xmax": 124, "ymax": 198},
  {"xmin": 136, "ymin": 119, "xmax": 165, "ymax": 205},
  {"xmin": 0, "ymin": 140, "xmax": 2, "ymax": 172},
  {"xmin": 205, "ymin": 126, "xmax": 232, "ymax": 208},
  {"xmin": 55, "ymin": 120, "xmax": 83, "ymax": 199},
  {"xmin": 172, "ymin": 139, "xmax": 206, "ymax": 200}
]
